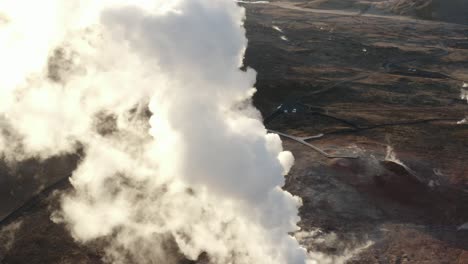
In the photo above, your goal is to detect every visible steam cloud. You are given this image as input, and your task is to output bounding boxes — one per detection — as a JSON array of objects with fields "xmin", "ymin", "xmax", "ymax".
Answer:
[{"xmin": 0, "ymin": 0, "xmax": 308, "ymax": 263}]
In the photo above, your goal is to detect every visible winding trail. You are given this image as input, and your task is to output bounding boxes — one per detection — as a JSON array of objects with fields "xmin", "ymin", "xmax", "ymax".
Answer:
[
  {"xmin": 268, "ymin": 1, "xmax": 426, "ymax": 23},
  {"xmin": 267, "ymin": 129, "xmax": 359, "ymax": 159}
]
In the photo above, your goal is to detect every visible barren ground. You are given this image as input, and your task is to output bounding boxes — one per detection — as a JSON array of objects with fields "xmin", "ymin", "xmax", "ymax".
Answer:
[{"xmin": 246, "ymin": 1, "xmax": 468, "ymax": 263}]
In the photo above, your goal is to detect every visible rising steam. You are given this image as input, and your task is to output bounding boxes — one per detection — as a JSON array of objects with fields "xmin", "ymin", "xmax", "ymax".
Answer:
[{"xmin": 0, "ymin": 0, "xmax": 308, "ymax": 263}]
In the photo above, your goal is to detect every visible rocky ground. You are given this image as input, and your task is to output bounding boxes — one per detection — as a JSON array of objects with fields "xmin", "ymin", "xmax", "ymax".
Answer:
[
  {"xmin": 1, "ymin": 1, "xmax": 468, "ymax": 263},
  {"xmin": 245, "ymin": 1, "xmax": 468, "ymax": 263}
]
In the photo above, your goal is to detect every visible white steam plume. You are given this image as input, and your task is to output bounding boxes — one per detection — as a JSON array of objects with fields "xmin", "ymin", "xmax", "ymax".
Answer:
[
  {"xmin": 0, "ymin": 0, "xmax": 308, "ymax": 263},
  {"xmin": 0, "ymin": 220, "xmax": 22, "ymax": 258},
  {"xmin": 459, "ymin": 84, "xmax": 467, "ymax": 124},
  {"xmin": 461, "ymin": 84, "xmax": 467, "ymax": 103}
]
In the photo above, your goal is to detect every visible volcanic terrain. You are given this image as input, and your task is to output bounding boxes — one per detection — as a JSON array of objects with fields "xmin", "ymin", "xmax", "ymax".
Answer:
[{"xmin": 1, "ymin": 1, "xmax": 468, "ymax": 263}]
